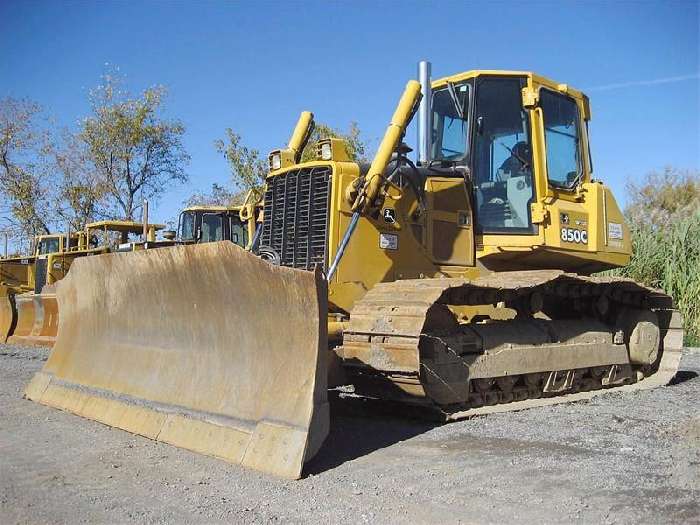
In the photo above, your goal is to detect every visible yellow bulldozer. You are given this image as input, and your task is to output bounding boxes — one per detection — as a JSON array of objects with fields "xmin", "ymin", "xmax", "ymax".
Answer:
[
  {"xmin": 25, "ymin": 63, "xmax": 683, "ymax": 479},
  {"xmin": 1, "ymin": 232, "xmax": 78, "ymax": 292},
  {"xmin": 2, "ymin": 221, "xmax": 166, "ymax": 347},
  {"xmin": 3, "ymin": 201, "xmax": 259, "ymax": 347},
  {"xmin": 1, "ymin": 232, "xmax": 79, "ymax": 343}
]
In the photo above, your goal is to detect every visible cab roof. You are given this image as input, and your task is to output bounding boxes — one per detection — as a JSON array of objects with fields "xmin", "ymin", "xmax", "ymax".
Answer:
[
  {"xmin": 85, "ymin": 220, "xmax": 165, "ymax": 233},
  {"xmin": 182, "ymin": 205, "xmax": 243, "ymax": 212},
  {"xmin": 36, "ymin": 233, "xmax": 76, "ymax": 240},
  {"xmin": 431, "ymin": 70, "xmax": 586, "ymax": 101}
]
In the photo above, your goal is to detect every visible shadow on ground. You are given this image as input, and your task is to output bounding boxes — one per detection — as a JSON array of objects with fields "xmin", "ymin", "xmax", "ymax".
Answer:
[
  {"xmin": 670, "ymin": 370, "xmax": 699, "ymax": 385},
  {"xmin": 305, "ymin": 354, "xmax": 700, "ymax": 477},
  {"xmin": 304, "ymin": 395, "xmax": 439, "ymax": 476}
]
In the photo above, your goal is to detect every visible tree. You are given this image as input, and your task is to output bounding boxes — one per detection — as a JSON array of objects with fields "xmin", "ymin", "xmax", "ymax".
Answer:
[
  {"xmin": 53, "ymin": 131, "xmax": 110, "ymax": 231},
  {"xmin": 184, "ymin": 182, "xmax": 240, "ymax": 207},
  {"xmin": 625, "ymin": 167, "xmax": 700, "ymax": 227},
  {"xmin": 214, "ymin": 129, "xmax": 267, "ymax": 196},
  {"xmin": 300, "ymin": 121, "xmax": 366, "ymax": 163},
  {"xmin": 197, "ymin": 121, "xmax": 369, "ymax": 206},
  {"xmin": 80, "ymin": 70, "xmax": 190, "ymax": 220},
  {"xmin": 0, "ymin": 97, "xmax": 55, "ymax": 241}
]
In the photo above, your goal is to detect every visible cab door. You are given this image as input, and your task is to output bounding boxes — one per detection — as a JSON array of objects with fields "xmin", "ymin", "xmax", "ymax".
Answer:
[
  {"xmin": 535, "ymin": 86, "xmax": 592, "ymax": 254},
  {"xmin": 427, "ymin": 177, "xmax": 475, "ymax": 267}
]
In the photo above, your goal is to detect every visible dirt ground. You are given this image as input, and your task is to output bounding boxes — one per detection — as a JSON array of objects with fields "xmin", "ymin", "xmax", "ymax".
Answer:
[{"xmin": 1, "ymin": 344, "xmax": 698, "ymax": 525}]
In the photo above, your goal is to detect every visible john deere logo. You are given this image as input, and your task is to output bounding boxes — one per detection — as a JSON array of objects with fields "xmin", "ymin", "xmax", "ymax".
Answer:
[
  {"xmin": 560, "ymin": 213, "xmax": 570, "ymax": 225},
  {"xmin": 383, "ymin": 208, "xmax": 396, "ymax": 224}
]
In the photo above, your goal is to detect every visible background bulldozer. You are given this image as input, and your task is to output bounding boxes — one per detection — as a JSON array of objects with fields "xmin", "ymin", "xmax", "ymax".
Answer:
[
  {"xmin": 26, "ymin": 63, "xmax": 683, "ymax": 479},
  {"xmin": 4, "ymin": 200, "xmax": 260, "ymax": 348},
  {"xmin": 1, "ymin": 232, "xmax": 79, "ymax": 344},
  {"xmin": 2, "ymin": 220, "xmax": 165, "ymax": 347}
]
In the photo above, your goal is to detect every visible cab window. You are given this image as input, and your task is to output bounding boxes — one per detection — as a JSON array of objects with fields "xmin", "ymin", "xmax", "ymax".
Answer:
[
  {"xmin": 431, "ymin": 83, "xmax": 470, "ymax": 161},
  {"xmin": 201, "ymin": 213, "xmax": 223, "ymax": 242},
  {"xmin": 540, "ymin": 89, "xmax": 581, "ymax": 188},
  {"xmin": 230, "ymin": 217, "xmax": 248, "ymax": 248},
  {"xmin": 473, "ymin": 77, "xmax": 535, "ymax": 233},
  {"xmin": 178, "ymin": 212, "xmax": 195, "ymax": 241},
  {"xmin": 38, "ymin": 238, "xmax": 60, "ymax": 254}
]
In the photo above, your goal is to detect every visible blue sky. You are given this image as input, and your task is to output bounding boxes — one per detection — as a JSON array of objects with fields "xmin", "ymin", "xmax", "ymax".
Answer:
[{"xmin": 1, "ymin": 0, "xmax": 698, "ymax": 227}]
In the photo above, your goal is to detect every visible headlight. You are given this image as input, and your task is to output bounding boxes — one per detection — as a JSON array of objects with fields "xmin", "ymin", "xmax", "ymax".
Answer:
[
  {"xmin": 320, "ymin": 142, "xmax": 332, "ymax": 161},
  {"xmin": 270, "ymin": 153, "xmax": 281, "ymax": 171}
]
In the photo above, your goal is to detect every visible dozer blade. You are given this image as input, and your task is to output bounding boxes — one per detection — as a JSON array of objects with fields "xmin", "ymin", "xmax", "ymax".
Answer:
[
  {"xmin": 7, "ymin": 286, "xmax": 58, "ymax": 348},
  {"xmin": 0, "ymin": 285, "xmax": 16, "ymax": 342},
  {"xmin": 25, "ymin": 242, "xmax": 329, "ymax": 479},
  {"xmin": 7, "ymin": 291, "xmax": 37, "ymax": 346}
]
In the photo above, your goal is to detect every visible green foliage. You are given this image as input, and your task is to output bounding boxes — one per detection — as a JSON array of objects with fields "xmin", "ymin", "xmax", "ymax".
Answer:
[
  {"xmin": 608, "ymin": 168, "xmax": 700, "ymax": 345},
  {"xmin": 1, "ymin": 68, "xmax": 192, "ymax": 252},
  {"xmin": 185, "ymin": 182, "xmax": 245, "ymax": 208},
  {"xmin": 214, "ymin": 129, "xmax": 267, "ymax": 195},
  {"xmin": 53, "ymin": 131, "xmax": 110, "ymax": 231},
  {"xmin": 80, "ymin": 69, "xmax": 190, "ymax": 220},
  {"xmin": 198, "ymin": 121, "xmax": 368, "ymax": 207},
  {"xmin": 300, "ymin": 122, "xmax": 367, "ymax": 163},
  {"xmin": 0, "ymin": 97, "xmax": 53, "ymax": 242},
  {"xmin": 625, "ymin": 167, "xmax": 700, "ymax": 227}
]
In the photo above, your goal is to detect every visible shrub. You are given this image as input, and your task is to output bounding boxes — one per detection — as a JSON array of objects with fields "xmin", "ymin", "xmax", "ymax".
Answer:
[{"xmin": 610, "ymin": 211, "xmax": 700, "ymax": 346}]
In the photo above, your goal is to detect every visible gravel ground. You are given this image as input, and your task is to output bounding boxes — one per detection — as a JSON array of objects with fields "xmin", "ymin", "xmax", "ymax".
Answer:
[{"xmin": 1, "ymin": 343, "xmax": 698, "ymax": 525}]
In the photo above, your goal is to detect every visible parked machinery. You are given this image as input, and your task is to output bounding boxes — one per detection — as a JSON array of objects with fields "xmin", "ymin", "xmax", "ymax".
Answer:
[
  {"xmin": 4, "ymin": 221, "xmax": 164, "ymax": 347},
  {"xmin": 25, "ymin": 66, "xmax": 682, "ymax": 479},
  {"xmin": 1, "ymin": 232, "xmax": 79, "ymax": 342},
  {"xmin": 3, "ymin": 199, "xmax": 261, "ymax": 348}
]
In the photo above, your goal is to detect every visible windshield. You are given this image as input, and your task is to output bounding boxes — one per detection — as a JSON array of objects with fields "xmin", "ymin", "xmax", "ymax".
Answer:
[
  {"xmin": 201, "ymin": 213, "xmax": 224, "ymax": 242},
  {"xmin": 178, "ymin": 212, "xmax": 196, "ymax": 241},
  {"xmin": 431, "ymin": 83, "xmax": 470, "ymax": 161},
  {"xmin": 38, "ymin": 238, "xmax": 60, "ymax": 255}
]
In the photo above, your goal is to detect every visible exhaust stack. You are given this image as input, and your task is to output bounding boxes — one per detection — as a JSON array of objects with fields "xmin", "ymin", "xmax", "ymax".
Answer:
[{"xmin": 417, "ymin": 60, "xmax": 432, "ymax": 165}]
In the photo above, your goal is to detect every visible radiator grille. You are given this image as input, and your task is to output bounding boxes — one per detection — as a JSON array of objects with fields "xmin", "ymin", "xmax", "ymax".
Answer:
[
  {"xmin": 34, "ymin": 258, "xmax": 47, "ymax": 293},
  {"xmin": 261, "ymin": 166, "xmax": 332, "ymax": 270}
]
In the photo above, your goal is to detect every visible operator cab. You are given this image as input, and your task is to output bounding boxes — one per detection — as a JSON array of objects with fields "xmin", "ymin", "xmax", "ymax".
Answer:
[
  {"xmin": 431, "ymin": 75, "xmax": 538, "ymax": 234},
  {"xmin": 177, "ymin": 206, "xmax": 248, "ymax": 248},
  {"xmin": 424, "ymin": 69, "xmax": 629, "ymax": 273}
]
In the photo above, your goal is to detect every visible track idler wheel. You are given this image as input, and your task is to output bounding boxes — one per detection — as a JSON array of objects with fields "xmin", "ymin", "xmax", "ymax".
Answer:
[{"xmin": 617, "ymin": 308, "xmax": 661, "ymax": 366}]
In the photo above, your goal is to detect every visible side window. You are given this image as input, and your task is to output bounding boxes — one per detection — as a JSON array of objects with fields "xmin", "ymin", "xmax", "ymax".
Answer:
[
  {"xmin": 230, "ymin": 218, "xmax": 248, "ymax": 247},
  {"xmin": 473, "ymin": 77, "xmax": 535, "ymax": 233},
  {"xmin": 201, "ymin": 213, "xmax": 223, "ymax": 242},
  {"xmin": 540, "ymin": 90, "xmax": 581, "ymax": 188}
]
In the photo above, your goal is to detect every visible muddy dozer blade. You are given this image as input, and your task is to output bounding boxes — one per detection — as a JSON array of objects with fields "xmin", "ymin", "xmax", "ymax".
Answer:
[
  {"xmin": 0, "ymin": 285, "xmax": 16, "ymax": 342},
  {"xmin": 25, "ymin": 242, "xmax": 329, "ymax": 479},
  {"xmin": 7, "ymin": 286, "xmax": 58, "ymax": 348}
]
